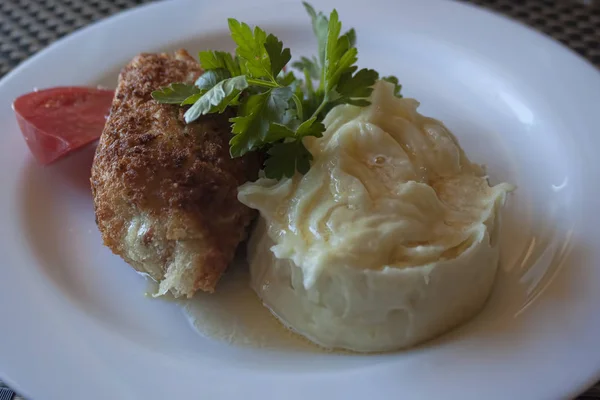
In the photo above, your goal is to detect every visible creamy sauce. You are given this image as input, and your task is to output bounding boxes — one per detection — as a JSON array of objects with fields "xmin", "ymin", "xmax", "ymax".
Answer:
[{"xmin": 181, "ymin": 257, "xmax": 325, "ymax": 352}]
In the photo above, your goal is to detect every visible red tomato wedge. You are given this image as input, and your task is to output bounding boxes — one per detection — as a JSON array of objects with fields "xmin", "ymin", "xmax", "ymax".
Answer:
[{"xmin": 12, "ymin": 87, "xmax": 115, "ymax": 165}]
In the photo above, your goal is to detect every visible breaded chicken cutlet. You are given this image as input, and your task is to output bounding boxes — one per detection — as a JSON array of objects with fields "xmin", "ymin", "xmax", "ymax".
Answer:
[{"xmin": 91, "ymin": 50, "xmax": 260, "ymax": 298}]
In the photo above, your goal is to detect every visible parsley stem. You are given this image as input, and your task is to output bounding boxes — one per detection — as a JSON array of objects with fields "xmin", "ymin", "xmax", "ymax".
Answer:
[
  {"xmin": 246, "ymin": 78, "xmax": 279, "ymax": 89},
  {"xmin": 292, "ymin": 94, "xmax": 304, "ymax": 121},
  {"xmin": 310, "ymin": 94, "xmax": 328, "ymax": 120},
  {"xmin": 303, "ymin": 69, "xmax": 314, "ymax": 96}
]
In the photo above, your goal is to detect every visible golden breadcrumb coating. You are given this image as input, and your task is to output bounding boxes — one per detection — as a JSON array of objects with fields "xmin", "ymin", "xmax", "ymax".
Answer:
[{"xmin": 91, "ymin": 50, "xmax": 260, "ymax": 297}]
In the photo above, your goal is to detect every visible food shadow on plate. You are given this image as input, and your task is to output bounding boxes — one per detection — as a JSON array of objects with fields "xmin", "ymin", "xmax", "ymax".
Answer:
[{"xmin": 35, "ymin": 143, "xmax": 97, "ymax": 196}]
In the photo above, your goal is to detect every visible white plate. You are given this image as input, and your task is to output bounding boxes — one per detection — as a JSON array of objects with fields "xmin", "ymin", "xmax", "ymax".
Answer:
[{"xmin": 1, "ymin": 0, "xmax": 599, "ymax": 399}]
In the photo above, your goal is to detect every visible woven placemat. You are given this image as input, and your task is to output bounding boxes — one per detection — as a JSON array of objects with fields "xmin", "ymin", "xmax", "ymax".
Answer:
[{"xmin": 0, "ymin": 0, "xmax": 599, "ymax": 399}]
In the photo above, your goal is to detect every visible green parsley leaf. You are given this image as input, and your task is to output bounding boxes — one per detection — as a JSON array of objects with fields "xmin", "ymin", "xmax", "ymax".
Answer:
[
  {"xmin": 337, "ymin": 67, "xmax": 379, "ymax": 100},
  {"xmin": 151, "ymin": 83, "xmax": 201, "ymax": 104},
  {"xmin": 269, "ymin": 116, "xmax": 324, "ymax": 142},
  {"xmin": 228, "ymin": 19, "xmax": 272, "ymax": 79},
  {"xmin": 264, "ymin": 140, "xmax": 313, "ymax": 179},
  {"xmin": 303, "ymin": 68, "xmax": 315, "ymax": 98},
  {"xmin": 277, "ymin": 71, "xmax": 297, "ymax": 86},
  {"xmin": 302, "ymin": 3, "xmax": 354, "ymax": 67},
  {"xmin": 264, "ymin": 123, "xmax": 295, "ymax": 143},
  {"xmin": 265, "ymin": 116, "xmax": 324, "ymax": 143},
  {"xmin": 301, "ymin": 90, "xmax": 324, "ymax": 121},
  {"xmin": 264, "ymin": 34, "xmax": 291, "ymax": 77},
  {"xmin": 297, "ymin": 5, "xmax": 380, "ymax": 121},
  {"xmin": 343, "ymin": 28, "xmax": 356, "ymax": 48},
  {"xmin": 184, "ymin": 76, "xmax": 249, "ymax": 123},
  {"xmin": 183, "ymin": 69, "xmax": 233, "ymax": 106},
  {"xmin": 302, "ymin": 2, "xmax": 328, "ymax": 67},
  {"xmin": 181, "ymin": 93, "xmax": 203, "ymax": 105},
  {"xmin": 195, "ymin": 69, "xmax": 231, "ymax": 90},
  {"xmin": 324, "ymin": 10, "xmax": 358, "ymax": 93},
  {"xmin": 229, "ymin": 87, "xmax": 292, "ymax": 157},
  {"xmin": 155, "ymin": 4, "xmax": 404, "ymax": 180},
  {"xmin": 295, "ymin": 116, "xmax": 325, "ymax": 138},
  {"xmin": 198, "ymin": 50, "xmax": 242, "ymax": 76},
  {"xmin": 291, "ymin": 56, "xmax": 320, "ymax": 79},
  {"xmin": 382, "ymin": 75, "xmax": 403, "ymax": 97}
]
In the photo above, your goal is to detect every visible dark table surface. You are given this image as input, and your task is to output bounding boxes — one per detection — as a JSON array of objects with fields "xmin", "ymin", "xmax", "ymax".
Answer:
[{"xmin": 0, "ymin": 0, "xmax": 599, "ymax": 399}]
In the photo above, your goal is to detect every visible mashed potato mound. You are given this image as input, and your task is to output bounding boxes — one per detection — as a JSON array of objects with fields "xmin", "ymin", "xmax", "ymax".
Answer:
[{"xmin": 238, "ymin": 81, "xmax": 513, "ymax": 352}]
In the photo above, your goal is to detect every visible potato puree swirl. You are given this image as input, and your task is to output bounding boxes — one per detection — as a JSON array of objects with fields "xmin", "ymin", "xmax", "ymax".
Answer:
[{"xmin": 238, "ymin": 81, "xmax": 513, "ymax": 352}]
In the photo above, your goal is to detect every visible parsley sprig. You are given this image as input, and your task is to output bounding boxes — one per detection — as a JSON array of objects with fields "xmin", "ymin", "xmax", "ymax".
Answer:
[{"xmin": 152, "ymin": 2, "xmax": 401, "ymax": 179}]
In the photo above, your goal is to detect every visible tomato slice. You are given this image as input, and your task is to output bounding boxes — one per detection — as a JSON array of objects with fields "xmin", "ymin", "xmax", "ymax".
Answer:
[{"xmin": 13, "ymin": 87, "xmax": 115, "ymax": 165}]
